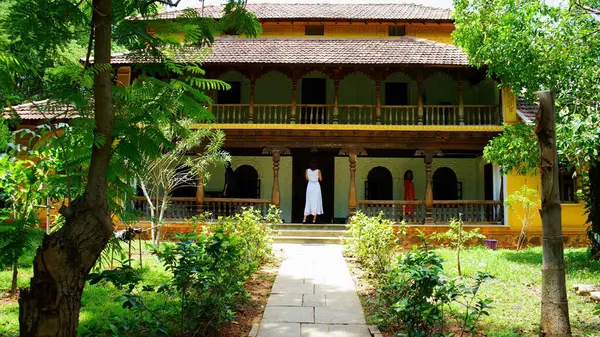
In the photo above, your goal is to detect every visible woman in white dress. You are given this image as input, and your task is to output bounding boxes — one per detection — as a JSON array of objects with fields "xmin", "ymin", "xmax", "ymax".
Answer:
[{"xmin": 303, "ymin": 160, "xmax": 323, "ymax": 223}]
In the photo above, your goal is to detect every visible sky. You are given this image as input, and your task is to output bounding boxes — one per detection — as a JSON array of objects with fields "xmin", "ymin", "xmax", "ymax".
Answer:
[{"xmin": 175, "ymin": 0, "xmax": 455, "ymax": 10}]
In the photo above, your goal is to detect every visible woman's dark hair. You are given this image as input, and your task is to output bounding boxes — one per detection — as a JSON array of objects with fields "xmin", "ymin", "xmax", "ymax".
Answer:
[
  {"xmin": 404, "ymin": 170, "xmax": 413, "ymax": 180},
  {"xmin": 309, "ymin": 160, "xmax": 317, "ymax": 170}
]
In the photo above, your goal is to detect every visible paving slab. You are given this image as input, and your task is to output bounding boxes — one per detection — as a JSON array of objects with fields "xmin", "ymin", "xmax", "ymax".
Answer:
[
  {"xmin": 314, "ymin": 307, "xmax": 366, "ymax": 324},
  {"xmin": 262, "ymin": 306, "xmax": 314, "ymax": 323},
  {"xmin": 257, "ymin": 322, "xmax": 301, "ymax": 337},
  {"xmin": 301, "ymin": 324, "xmax": 371, "ymax": 337},
  {"xmin": 267, "ymin": 293, "xmax": 303, "ymax": 307},
  {"xmin": 259, "ymin": 244, "xmax": 370, "ymax": 336}
]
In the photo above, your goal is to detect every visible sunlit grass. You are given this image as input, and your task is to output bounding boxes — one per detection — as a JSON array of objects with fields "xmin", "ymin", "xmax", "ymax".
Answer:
[{"xmin": 436, "ymin": 247, "xmax": 600, "ymax": 337}]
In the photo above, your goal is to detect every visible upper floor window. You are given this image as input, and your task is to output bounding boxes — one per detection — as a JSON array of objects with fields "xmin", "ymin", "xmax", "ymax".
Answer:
[
  {"xmin": 385, "ymin": 82, "xmax": 408, "ymax": 105},
  {"xmin": 559, "ymin": 171, "xmax": 576, "ymax": 203},
  {"xmin": 216, "ymin": 81, "xmax": 241, "ymax": 104},
  {"xmin": 388, "ymin": 25, "xmax": 406, "ymax": 37},
  {"xmin": 305, "ymin": 25, "xmax": 325, "ymax": 36}
]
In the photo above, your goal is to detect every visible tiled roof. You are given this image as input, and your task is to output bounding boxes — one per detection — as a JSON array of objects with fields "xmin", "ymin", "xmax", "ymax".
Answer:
[
  {"xmin": 517, "ymin": 98, "xmax": 538, "ymax": 123},
  {"xmin": 111, "ymin": 37, "xmax": 468, "ymax": 66},
  {"xmin": 145, "ymin": 3, "xmax": 451, "ymax": 21},
  {"xmin": 4, "ymin": 100, "xmax": 78, "ymax": 120}
]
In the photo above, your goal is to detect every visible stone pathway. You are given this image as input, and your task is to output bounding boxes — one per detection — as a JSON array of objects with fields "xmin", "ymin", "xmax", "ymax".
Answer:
[{"xmin": 251, "ymin": 244, "xmax": 373, "ymax": 337}]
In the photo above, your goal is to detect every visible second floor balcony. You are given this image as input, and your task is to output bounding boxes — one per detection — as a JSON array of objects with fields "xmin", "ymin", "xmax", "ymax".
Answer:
[{"xmin": 208, "ymin": 67, "xmax": 503, "ymax": 127}]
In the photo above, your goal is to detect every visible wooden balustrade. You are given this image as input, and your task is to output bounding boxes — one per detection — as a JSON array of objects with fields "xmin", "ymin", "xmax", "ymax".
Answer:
[
  {"xmin": 337, "ymin": 105, "xmax": 376, "ymax": 124},
  {"xmin": 133, "ymin": 197, "xmax": 273, "ymax": 220},
  {"xmin": 357, "ymin": 200, "xmax": 503, "ymax": 224},
  {"xmin": 133, "ymin": 197, "xmax": 197, "ymax": 219},
  {"xmin": 432, "ymin": 200, "xmax": 503, "ymax": 224},
  {"xmin": 357, "ymin": 200, "xmax": 427, "ymax": 224},
  {"xmin": 210, "ymin": 104, "xmax": 501, "ymax": 126},
  {"xmin": 295, "ymin": 104, "xmax": 334, "ymax": 124},
  {"xmin": 212, "ymin": 104, "xmax": 249, "ymax": 123},
  {"xmin": 253, "ymin": 105, "xmax": 292, "ymax": 124},
  {"xmin": 380, "ymin": 106, "xmax": 420, "ymax": 125},
  {"xmin": 203, "ymin": 198, "xmax": 272, "ymax": 219},
  {"xmin": 423, "ymin": 106, "xmax": 460, "ymax": 125},
  {"xmin": 464, "ymin": 105, "xmax": 502, "ymax": 125}
]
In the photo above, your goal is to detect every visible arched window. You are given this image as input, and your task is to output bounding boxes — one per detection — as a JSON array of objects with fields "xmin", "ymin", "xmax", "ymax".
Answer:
[
  {"xmin": 433, "ymin": 167, "xmax": 458, "ymax": 200},
  {"xmin": 235, "ymin": 165, "xmax": 260, "ymax": 198},
  {"xmin": 365, "ymin": 166, "xmax": 393, "ymax": 200},
  {"xmin": 170, "ymin": 165, "xmax": 197, "ymax": 198}
]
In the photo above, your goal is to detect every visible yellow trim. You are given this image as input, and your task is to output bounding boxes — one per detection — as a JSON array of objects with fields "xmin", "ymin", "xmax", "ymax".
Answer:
[{"xmin": 191, "ymin": 123, "xmax": 504, "ymax": 132}]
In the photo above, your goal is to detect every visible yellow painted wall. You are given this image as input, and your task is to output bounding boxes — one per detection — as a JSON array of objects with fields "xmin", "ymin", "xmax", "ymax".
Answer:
[
  {"xmin": 505, "ymin": 172, "xmax": 588, "ymax": 231},
  {"xmin": 229, "ymin": 22, "xmax": 455, "ymax": 44}
]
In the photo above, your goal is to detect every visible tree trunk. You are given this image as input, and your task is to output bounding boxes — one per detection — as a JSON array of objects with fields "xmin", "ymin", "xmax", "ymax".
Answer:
[
  {"xmin": 18, "ymin": 1, "xmax": 114, "ymax": 336},
  {"xmin": 11, "ymin": 262, "xmax": 18, "ymax": 297},
  {"xmin": 588, "ymin": 159, "xmax": 600, "ymax": 259},
  {"xmin": 534, "ymin": 90, "xmax": 571, "ymax": 337}
]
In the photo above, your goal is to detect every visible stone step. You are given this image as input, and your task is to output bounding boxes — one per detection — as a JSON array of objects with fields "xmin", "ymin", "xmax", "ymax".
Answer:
[
  {"xmin": 275, "ymin": 223, "xmax": 348, "ymax": 231},
  {"xmin": 273, "ymin": 235, "xmax": 343, "ymax": 244},
  {"xmin": 277, "ymin": 229, "xmax": 349, "ymax": 238}
]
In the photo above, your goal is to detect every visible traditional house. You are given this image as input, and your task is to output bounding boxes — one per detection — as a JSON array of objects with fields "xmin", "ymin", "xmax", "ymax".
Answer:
[{"xmin": 10, "ymin": 3, "xmax": 588, "ymax": 246}]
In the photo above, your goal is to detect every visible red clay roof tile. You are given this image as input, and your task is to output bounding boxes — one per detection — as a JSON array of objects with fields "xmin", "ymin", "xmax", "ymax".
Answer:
[
  {"xmin": 146, "ymin": 3, "xmax": 451, "ymax": 21},
  {"xmin": 111, "ymin": 37, "xmax": 468, "ymax": 66}
]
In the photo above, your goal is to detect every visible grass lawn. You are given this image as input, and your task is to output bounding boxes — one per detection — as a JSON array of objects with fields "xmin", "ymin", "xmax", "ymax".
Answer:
[
  {"xmin": 437, "ymin": 247, "xmax": 600, "ymax": 337},
  {"xmin": 354, "ymin": 246, "xmax": 600, "ymax": 337},
  {"xmin": 0, "ymin": 242, "xmax": 171, "ymax": 337}
]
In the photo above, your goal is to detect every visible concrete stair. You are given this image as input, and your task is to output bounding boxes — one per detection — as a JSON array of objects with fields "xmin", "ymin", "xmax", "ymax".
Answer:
[{"xmin": 273, "ymin": 223, "xmax": 348, "ymax": 244}]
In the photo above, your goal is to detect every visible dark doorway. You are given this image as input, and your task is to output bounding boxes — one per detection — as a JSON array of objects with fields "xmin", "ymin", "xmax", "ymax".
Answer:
[
  {"xmin": 292, "ymin": 149, "xmax": 335, "ymax": 223},
  {"xmin": 217, "ymin": 81, "xmax": 241, "ymax": 104},
  {"xmin": 365, "ymin": 166, "xmax": 393, "ymax": 200},
  {"xmin": 484, "ymin": 163, "xmax": 493, "ymax": 200},
  {"xmin": 171, "ymin": 165, "xmax": 197, "ymax": 198},
  {"xmin": 235, "ymin": 165, "xmax": 260, "ymax": 198},
  {"xmin": 433, "ymin": 167, "xmax": 458, "ymax": 200},
  {"xmin": 384, "ymin": 82, "xmax": 408, "ymax": 105},
  {"xmin": 301, "ymin": 78, "xmax": 327, "ymax": 124}
]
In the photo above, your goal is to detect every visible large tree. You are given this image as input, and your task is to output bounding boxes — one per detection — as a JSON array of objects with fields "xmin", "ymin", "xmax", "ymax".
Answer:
[
  {"xmin": 453, "ymin": 0, "xmax": 600, "ymax": 256},
  {"xmin": 453, "ymin": 0, "xmax": 600, "ymax": 336},
  {"xmin": 1, "ymin": 0, "xmax": 260, "ymax": 335}
]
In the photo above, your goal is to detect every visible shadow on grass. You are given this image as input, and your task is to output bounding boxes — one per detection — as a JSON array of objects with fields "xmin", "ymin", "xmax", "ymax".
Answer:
[{"xmin": 501, "ymin": 248, "xmax": 600, "ymax": 276}]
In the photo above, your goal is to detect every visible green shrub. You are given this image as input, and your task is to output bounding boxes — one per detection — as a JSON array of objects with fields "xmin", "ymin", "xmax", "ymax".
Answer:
[
  {"xmin": 343, "ymin": 211, "xmax": 404, "ymax": 276},
  {"xmin": 89, "ymin": 207, "xmax": 278, "ymax": 336},
  {"xmin": 432, "ymin": 216, "xmax": 485, "ymax": 276},
  {"xmin": 378, "ymin": 247, "xmax": 449, "ymax": 336}
]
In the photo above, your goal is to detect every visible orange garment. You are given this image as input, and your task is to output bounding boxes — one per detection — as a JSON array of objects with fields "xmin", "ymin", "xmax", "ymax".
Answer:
[{"xmin": 404, "ymin": 180, "xmax": 416, "ymax": 214}]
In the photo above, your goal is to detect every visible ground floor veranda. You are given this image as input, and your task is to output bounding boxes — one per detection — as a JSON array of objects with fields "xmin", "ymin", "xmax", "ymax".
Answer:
[{"xmin": 129, "ymin": 128, "xmax": 589, "ymax": 248}]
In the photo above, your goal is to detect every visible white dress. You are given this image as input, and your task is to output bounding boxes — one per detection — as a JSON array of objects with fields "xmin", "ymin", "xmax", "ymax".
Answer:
[{"xmin": 304, "ymin": 169, "xmax": 324, "ymax": 216}]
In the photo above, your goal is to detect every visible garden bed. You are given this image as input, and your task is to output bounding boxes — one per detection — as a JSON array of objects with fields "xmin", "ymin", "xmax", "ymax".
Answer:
[{"xmin": 347, "ymin": 247, "xmax": 600, "ymax": 337}]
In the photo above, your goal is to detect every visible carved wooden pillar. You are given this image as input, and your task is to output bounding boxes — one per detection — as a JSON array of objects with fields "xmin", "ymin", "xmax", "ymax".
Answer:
[
  {"xmin": 416, "ymin": 149, "xmax": 442, "ymax": 224},
  {"xmin": 271, "ymin": 149, "xmax": 281, "ymax": 207},
  {"xmin": 348, "ymin": 149, "xmax": 358, "ymax": 217},
  {"xmin": 333, "ymin": 79, "xmax": 340, "ymax": 124},
  {"xmin": 424, "ymin": 156, "xmax": 434, "ymax": 223},
  {"xmin": 196, "ymin": 175, "xmax": 205, "ymax": 214},
  {"xmin": 248, "ymin": 78, "xmax": 256, "ymax": 123},
  {"xmin": 375, "ymin": 80, "xmax": 382, "ymax": 125},
  {"xmin": 417, "ymin": 70, "xmax": 424, "ymax": 125},
  {"xmin": 458, "ymin": 72, "xmax": 465, "ymax": 125},
  {"xmin": 290, "ymin": 79, "xmax": 298, "ymax": 124}
]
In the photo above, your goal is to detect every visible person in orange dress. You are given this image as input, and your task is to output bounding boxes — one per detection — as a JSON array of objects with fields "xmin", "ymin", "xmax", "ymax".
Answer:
[{"xmin": 403, "ymin": 170, "xmax": 416, "ymax": 218}]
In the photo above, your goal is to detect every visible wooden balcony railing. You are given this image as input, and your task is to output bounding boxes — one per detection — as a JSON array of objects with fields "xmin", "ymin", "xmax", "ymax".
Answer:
[
  {"xmin": 133, "ymin": 197, "xmax": 272, "ymax": 220},
  {"xmin": 357, "ymin": 200, "xmax": 503, "ymax": 224},
  {"xmin": 357, "ymin": 200, "xmax": 427, "ymax": 223},
  {"xmin": 203, "ymin": 197, "xmax": 272, "ymax": 219},
  {"xmin": 432, "ymin": 200, "xmax": 503, "ymax": 224},
  {"xmin": 133, "ymin": 197, "xmax": 197, "ymax": 219},
  {"xmin": 210, "ymin": 104, "xmax": 502, "ymax": 126}
]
